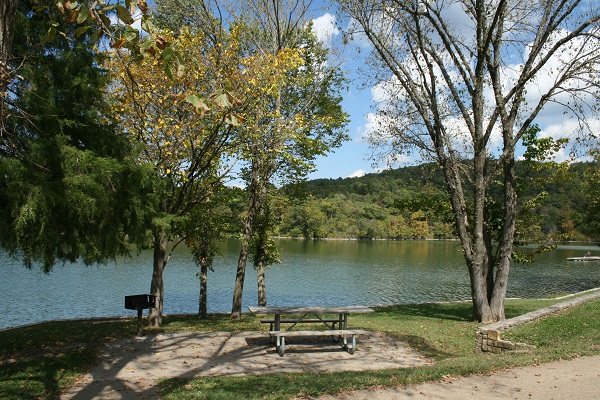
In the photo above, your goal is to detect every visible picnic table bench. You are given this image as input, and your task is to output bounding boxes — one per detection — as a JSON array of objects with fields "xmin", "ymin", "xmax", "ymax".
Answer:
[
  {"xmin": 248, "ymin": 305, "xmax": 374, "ymax": 356},
  {"xmin": 269, "ymin": 329, "xmax": 369, "ymax": 356}
]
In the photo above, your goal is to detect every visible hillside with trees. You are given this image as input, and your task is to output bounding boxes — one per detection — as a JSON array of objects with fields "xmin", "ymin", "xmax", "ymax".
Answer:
[{"xmin": 273, "ymin": 161, "xmax": 598, "ymax": 243}]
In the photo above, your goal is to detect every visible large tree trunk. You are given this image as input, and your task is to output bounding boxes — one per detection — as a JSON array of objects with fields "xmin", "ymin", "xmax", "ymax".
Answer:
[
  {"xmin": 199, "ymin": 260, "xmax": 208, "ymax": 319},
  {"xmin": 256, "ymin": 260, "xmax": 267, "ymax": 306},
  {"xmin": 467, "ymin": 255, "xmax": 494, "ymax": 322},
  {"xmin": 231, "ymin": 162, "xmax": 260, "ymax": 321},
  {"xmin": 149, "ymin": 230, "xmax": 167, "ymax": 327},
  {"xmin": 471, "ymin": 150, "xmax": 495, "ymax": 322},
  {"xmin": 0, "ymin": 0, "xmax": 18, "ymax": 130},
  {"xmin": 490, "ymin": 143, "xmax": 518, "ymax": 321},
  {"xmin": 254, "ymin": 182, "xmax": 270, "ymax": 307},
  {"xmin": 231, "ymin": 230, "xmax": 250, "ymax": 321},
  {"xmin": 0, "ymin": 0, "xmax": 17, "ymax": 84}
]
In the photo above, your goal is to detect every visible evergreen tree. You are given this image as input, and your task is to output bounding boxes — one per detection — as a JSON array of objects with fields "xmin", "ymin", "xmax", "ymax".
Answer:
[{"xmin": 0, "ymin": 1, "xmax": 150, "ymax": 271}]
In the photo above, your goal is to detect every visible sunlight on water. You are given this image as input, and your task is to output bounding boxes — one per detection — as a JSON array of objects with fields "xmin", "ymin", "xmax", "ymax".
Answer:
[{"xmin": 1, "ymin": 240, "xmax": 599, "ymax": 329}]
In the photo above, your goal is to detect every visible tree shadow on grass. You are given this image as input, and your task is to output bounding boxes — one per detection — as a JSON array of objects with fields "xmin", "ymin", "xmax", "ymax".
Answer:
[
  {"xmin": 374, "ymin": 302, "xmax": 474, "ymax": 322},
  {"xmin": 0, "ymin": 344, "xmax": 98, "ymax": 400}
]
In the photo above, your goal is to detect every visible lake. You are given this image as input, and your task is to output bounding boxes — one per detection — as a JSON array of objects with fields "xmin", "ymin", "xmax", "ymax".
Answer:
[{"xmin": 1, "ymin": 239, "xmax": 599, "ymax": 330}]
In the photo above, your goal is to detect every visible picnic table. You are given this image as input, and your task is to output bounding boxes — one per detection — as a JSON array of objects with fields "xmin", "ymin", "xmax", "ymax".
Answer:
[{"xmin": 248, "ymin": 305, "xmax": 373, "ymax": 356}]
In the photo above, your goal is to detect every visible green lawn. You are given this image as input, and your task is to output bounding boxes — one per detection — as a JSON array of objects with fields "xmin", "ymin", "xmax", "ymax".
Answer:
[{"xmin": 0, "ymin": 296, "xmax": 598, "ymax": 400}]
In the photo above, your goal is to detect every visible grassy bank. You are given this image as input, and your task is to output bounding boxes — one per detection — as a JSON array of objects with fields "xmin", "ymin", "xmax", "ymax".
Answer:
[{"xmin": 1, "ymin": 296, "xmax": 599, "ymax": 399}]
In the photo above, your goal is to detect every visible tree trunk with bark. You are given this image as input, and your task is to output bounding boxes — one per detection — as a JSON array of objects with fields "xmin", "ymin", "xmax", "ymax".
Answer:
[
  {"xmin": 149, "ymin": 229, "xmax": 167, "ymax": 327},
  {"xmin": 0, "ymin": 0, "xmax": 17, "ymax": 81},
  {"xmin": 256, "ymin": 259, "xmax": 267, "ymax": 306},
  {"xmin": 0, "ymin": 0, "xmax": 18, "ymax": 131},
  {"xmin": 199, "ymin": 260, "xmax": 208, "ymax": 319},
  {"xmin": 231, "ymin": 161, "xmax": 260, "ymax": 320}
]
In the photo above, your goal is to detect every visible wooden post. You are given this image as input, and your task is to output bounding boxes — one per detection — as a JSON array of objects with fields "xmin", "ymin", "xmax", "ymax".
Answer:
[{"xmin": 137, "ymin": 308, "xmax": 143, "ymax": 336}]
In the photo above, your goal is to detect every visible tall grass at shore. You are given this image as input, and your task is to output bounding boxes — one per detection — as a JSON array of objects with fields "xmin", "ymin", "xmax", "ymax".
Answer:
[{"xmin": 0, "ymin": 296, "xmax": 598, "ymax": 400}]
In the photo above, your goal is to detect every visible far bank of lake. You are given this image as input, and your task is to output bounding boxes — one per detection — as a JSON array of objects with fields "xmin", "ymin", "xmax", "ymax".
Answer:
[{"xmin": 1, "ymin": 240, "xmax": 599, "ymax": 330}]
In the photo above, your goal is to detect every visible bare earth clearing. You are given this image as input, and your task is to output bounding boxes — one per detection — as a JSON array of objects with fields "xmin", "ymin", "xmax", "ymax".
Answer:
[
  {"xmin": 60, "ymin": 329, "xmax": 600, "ymax": 400},
  {"xmin": 61, "ymin": 330, "xmax": 430, "ymax": 399}
]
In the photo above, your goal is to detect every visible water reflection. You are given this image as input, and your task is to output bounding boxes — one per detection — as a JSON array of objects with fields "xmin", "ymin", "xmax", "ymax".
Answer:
[{"xmin": 0, "ymin": 240, "xmax": 599, "ymax": 329}]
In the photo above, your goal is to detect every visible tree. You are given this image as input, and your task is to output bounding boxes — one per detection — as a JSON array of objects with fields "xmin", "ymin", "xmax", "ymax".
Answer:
[
  {"xmin": 105, "ymin": 28, "xmax": 242, "ymax": 327},
  {"xmin": 0, "ymin": 0, "xmax": 18, "ymax": 98},
  {"xmin": 228, "ymin": 2, "xmax": 349, "ymax": 319},
  {"xmin": 0, "ymin": 1, "xmax": 150, "ymax": 271},
  {"xmin": 1, "ymin": 0, "xmax": 21, "ymax": 144},
  {"xmin": 152, "ymin": 0, "xmax": 348, "ymax": 320},
  {"xmin": 409, "ymin": 210, "xmax": 429, "ymax": 239},
  {"xmin": 230, "ymin": 44, "xmax": 310, "ymax": 316},
  {"xmin": 1, "ymin": 0, "xmax": 189, "ymax": 276},
  {"xmin": 337, "ymin": 0, "xmax": 600, "ymax": 322},
  {"xmin": 185, "ymin": 189, "xmax": 233, "ymax": 319},
  {"xmin": 249, "ymin": 196, "xmax": 281, "ymax": 306}
]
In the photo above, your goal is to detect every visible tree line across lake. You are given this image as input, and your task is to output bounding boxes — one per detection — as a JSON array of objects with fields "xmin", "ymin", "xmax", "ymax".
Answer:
[{"xmin": 262, "ymin": 161, "xmax": 599, "ymax": 243}]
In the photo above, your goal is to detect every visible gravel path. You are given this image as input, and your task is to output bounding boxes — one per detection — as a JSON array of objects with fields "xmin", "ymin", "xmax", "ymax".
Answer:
[{"xmin": 316, "ymin": 355, "xmax": 600, "ymax": 400}]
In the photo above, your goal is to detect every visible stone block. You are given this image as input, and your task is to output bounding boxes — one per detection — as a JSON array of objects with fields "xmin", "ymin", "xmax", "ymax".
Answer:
[{"xmin": 487, "ymin": 330, "xmax": 501, "ymax": 340}]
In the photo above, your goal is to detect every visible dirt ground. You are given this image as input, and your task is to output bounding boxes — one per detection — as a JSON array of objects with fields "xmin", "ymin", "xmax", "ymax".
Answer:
[
  {"xmin": 60, "ymin": 330, "xmax": 600, "ymax": 400},
  {"xmin": 60, "ymin": 330, "xmax": 430, "ymax": 399},
  {"xmin": 317, "ymin": 355, "xmax": 600, "ymax": 399}
]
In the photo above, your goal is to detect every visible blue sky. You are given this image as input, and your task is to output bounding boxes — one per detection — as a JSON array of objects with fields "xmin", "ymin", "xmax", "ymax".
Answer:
[
  {"xmin": 308, "ymin": 88, "xmax": 375, "ymax": 180},
  {"xmin": 306, "ymin": 9, "xmax": 377, "ymax": 181}
]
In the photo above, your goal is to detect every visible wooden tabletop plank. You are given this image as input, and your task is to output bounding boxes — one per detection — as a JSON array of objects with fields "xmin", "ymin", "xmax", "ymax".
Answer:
[{"xmin": 247, "ymin": 305, "xmax": 374, "ymax": 315}]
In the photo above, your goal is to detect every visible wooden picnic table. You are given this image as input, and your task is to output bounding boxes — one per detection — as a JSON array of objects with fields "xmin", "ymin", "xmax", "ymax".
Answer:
[{"xmin": 248, "ymin": 305, "xmax": 374, "ymax": 356}]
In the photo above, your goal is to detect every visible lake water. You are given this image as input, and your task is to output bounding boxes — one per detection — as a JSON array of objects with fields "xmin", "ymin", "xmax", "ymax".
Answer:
[{"xmin": 1, "ymin": 240, "xmax": 599, "ymax": 330}]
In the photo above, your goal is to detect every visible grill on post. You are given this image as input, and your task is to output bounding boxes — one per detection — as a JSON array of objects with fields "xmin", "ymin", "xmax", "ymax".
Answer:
[{"xmin": 125, "ymin": 294, "xmax": 156, "ymax": 336}]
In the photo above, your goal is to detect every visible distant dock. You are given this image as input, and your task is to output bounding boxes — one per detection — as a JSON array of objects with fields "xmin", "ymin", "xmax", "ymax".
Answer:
[{"xmin": 567, "ymin": 256, "xmax": 600, "ymax": 261}]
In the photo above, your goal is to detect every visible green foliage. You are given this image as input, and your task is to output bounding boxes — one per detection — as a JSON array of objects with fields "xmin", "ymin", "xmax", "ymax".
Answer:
[
  {"xmin": 185, "ymin": 187, "xmax": 237, "ymax": 267},
  {"xmin": 582, "ymin": 149, "xmax": 600, "ymax": 237},
  {"xmin": 0, "ymin": 139, "xmax": 153, "ymax": 271},
  {"xmin": 249, "ymin": 199, "xmax": 281, "ymax": 267},
  {"xmin": 0, "ymin": 3, "xmax": 153, "ymax": 271},
  {"xmin": 275, "ymin": 161, "xmax": 598, "ymax": 241}
]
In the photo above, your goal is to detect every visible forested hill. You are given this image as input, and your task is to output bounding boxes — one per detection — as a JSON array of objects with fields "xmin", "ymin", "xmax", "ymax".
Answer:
[{"xmin": 273, "ymin": 161, "xmax": 598, "ymax": 241}]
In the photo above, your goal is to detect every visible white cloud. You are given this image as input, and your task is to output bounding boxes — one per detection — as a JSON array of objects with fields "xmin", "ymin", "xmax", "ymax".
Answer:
[
  {"xmin": 356, "ymin": 112, "xmax": 380, "ymax": 141},
  {"xmin": 383, "ymin": 153, "xmax": 415, "ymax": 167},
  {"xmin": 371, "ymin": 81, "xmax": 394, "ymax": 104},
  {"xmin": 312, "ymin": 13, "xmax": 339, "ymax": 46},
  {"xmin": 348, "ymin": 169, "xmax": 366, "ymax": 178}
]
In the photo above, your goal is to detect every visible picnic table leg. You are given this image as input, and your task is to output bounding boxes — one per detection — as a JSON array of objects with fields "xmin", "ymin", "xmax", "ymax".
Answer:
[
  {"xmin": 343, "ymin": 333, "xmax": 356, "ymax": 354},
  {"xmin": 271, "ymin": 314, "xmax": 281, "ymax": 345},
  {"xmin": 276, "ymin": 335, "xmax": 286, "ymax": 356}
]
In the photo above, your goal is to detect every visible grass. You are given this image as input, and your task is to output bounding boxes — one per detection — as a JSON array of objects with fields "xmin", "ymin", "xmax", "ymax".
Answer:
[{"xmin": 0, "ymin": 296, "xmax": 598, "ymax": 400}]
